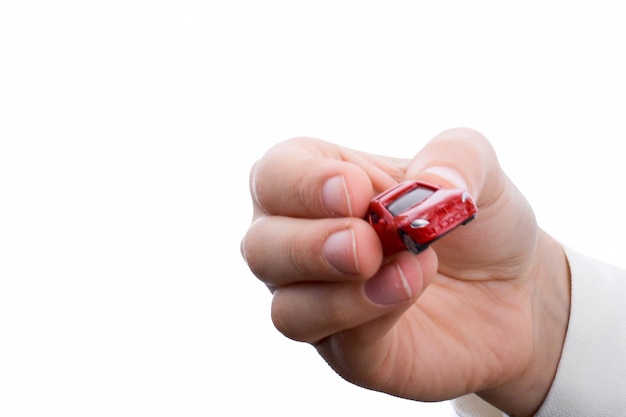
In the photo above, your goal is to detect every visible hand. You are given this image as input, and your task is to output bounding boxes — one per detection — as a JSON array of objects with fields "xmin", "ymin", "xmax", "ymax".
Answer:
[{"xmin": 241, "ymin": 128, "xmax": 570, "ymax": 416}]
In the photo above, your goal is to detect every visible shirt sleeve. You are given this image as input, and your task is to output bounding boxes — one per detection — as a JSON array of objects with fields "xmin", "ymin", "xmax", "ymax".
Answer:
[{"xmin": 452, "ymin": 248, "xmax": 626, "ymax": 416}]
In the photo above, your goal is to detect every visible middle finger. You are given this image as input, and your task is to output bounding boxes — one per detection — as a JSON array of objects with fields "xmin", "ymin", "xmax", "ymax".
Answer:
[{"xmin": 243, "ymin": 215, "xmax": 383, "ymax": 287}]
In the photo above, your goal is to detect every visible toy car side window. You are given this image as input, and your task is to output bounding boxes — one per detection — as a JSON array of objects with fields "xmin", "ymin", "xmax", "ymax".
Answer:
[
  {"xmin": 386, "ymin": 187, "xmax": 434, "ymax": 216},
  {"xmin": 368, "ymin": 211, "xmax": 381, "ymax": 224}
]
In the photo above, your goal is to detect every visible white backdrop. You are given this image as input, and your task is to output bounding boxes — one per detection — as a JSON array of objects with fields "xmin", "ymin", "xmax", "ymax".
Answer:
[{"xmin": 2, "ymin": 1, "xmax": 625, "ymax": 416}]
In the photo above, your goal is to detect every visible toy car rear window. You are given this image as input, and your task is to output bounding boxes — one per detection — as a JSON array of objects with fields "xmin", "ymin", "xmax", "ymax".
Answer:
[{"xmin": 386, "ymin": 187, "xmax": 435, "ymax": 216}]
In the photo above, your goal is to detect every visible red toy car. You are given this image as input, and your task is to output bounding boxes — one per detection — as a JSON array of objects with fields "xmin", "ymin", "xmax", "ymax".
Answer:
[{"xmin": 366, "ymin": 180, "xmax": 477, "ymax": 255}]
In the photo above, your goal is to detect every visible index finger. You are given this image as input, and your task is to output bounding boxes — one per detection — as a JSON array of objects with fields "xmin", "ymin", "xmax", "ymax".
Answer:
[{"xmin": 250, "ymin": 137, "xmax": 398, "ymax": 219}]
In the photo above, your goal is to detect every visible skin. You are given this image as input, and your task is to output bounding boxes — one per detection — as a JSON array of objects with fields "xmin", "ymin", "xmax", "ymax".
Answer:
[{"xmin": 241, "ymin": 128, "xmax": 571, "ymax": 417}]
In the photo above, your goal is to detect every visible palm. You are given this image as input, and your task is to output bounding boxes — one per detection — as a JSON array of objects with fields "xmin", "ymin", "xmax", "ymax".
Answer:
[
  {"xmin": 318, "ymin": 155, "xmax": 541, "ymax": 402},
  {"xmin": 387, "ymin": 273, "xmax": 533, "ymax": 400}
]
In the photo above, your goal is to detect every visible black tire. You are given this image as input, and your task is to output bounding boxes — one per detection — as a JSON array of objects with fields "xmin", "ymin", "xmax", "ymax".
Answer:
[
  {"xmin": 462, "ymin": 214, "xmax": 476, "ymax": 226},
  {"xmin": 401, "ymin": 232, "xmax": 428, "ymax": 254}
]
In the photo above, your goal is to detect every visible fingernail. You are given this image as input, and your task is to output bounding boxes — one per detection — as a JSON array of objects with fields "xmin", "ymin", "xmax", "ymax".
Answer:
[
  {"xmin": 364, "ymin": 262, "xmax": 412, "ymax": 305},
  {"xmin": 323, "ymin": 229, "xmax": 360, "ymax": 275},
  {"xmin": 421, "ymin": 165, "xmax": 469, "ymax": 191},
  {"xmin": 322, "ymin": 176, "xmax": 353, "ymax": 216}
]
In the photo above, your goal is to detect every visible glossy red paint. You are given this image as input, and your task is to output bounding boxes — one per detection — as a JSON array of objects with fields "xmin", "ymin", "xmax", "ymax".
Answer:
[{"xmin": 366, "ymin": 180, "xmax": 477, "ymax": 256}]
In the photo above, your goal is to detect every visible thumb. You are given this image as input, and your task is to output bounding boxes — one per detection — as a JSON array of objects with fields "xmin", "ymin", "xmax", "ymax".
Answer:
[
  {"xmin": 405, "ymin": 128, "xmax": 537, "ymax": 276},
  {"xmin": 406, "ymin": 128, "xmax": 505, "ymax": 208}
]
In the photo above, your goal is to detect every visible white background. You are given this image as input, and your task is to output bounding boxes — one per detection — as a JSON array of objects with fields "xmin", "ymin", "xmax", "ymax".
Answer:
[{"xmin": 1, "ymin": 1, "xmax": 625, "ymax": 416}]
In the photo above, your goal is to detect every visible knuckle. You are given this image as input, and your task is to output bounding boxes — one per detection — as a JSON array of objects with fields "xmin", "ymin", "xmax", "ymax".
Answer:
[
  {"xmin": 270, "ymin": 290, "xmax": 301, "ymax": 341},
  {"xmin": 270, "ymin": 284, "xmax": 358, "ymax": 344},
  {"xmin": 241, "ymin": 219, "xmax": 271, "ymax": 281},
  {"xmin": 286, "ymin": 227, "xmax": 317, "ymax": 278},
  {"xmin": 249, "ymin": 160, "xmax": 271, "ymax": 213},
  {"xmin": 323, "ymin": 290, "xmax": 354, "ymax": 330},
  {"xmin": 281, "ymin": 136, "xmax": 324, "ymax": 150}
]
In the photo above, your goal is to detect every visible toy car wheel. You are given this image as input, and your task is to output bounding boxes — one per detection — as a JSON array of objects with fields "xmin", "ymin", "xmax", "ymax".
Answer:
[
  {"xmin": 462, "ymin": 214, "xmax": 476, "ymax": 226},
  {"xmin": 401, "ymin": 232, "xmax": 428, "ymax": 255}
]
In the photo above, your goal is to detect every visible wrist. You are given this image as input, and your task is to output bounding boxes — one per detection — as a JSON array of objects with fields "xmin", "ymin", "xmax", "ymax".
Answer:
[{"xmin": 481, "ymin": 230, "xmax": 571, "ymax": 416}]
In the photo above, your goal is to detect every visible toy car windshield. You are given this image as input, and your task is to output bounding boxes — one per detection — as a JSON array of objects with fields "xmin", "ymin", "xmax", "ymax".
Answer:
[{"xmin": 386, "ymin": 187, "xmax": 434, "ymax": 216}]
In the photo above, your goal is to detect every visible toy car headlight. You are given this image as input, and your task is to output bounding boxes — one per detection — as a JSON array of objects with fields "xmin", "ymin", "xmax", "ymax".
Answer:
[{"xmin": 410, "ymin": 219, "xmax": 430, "ymax": 229}]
